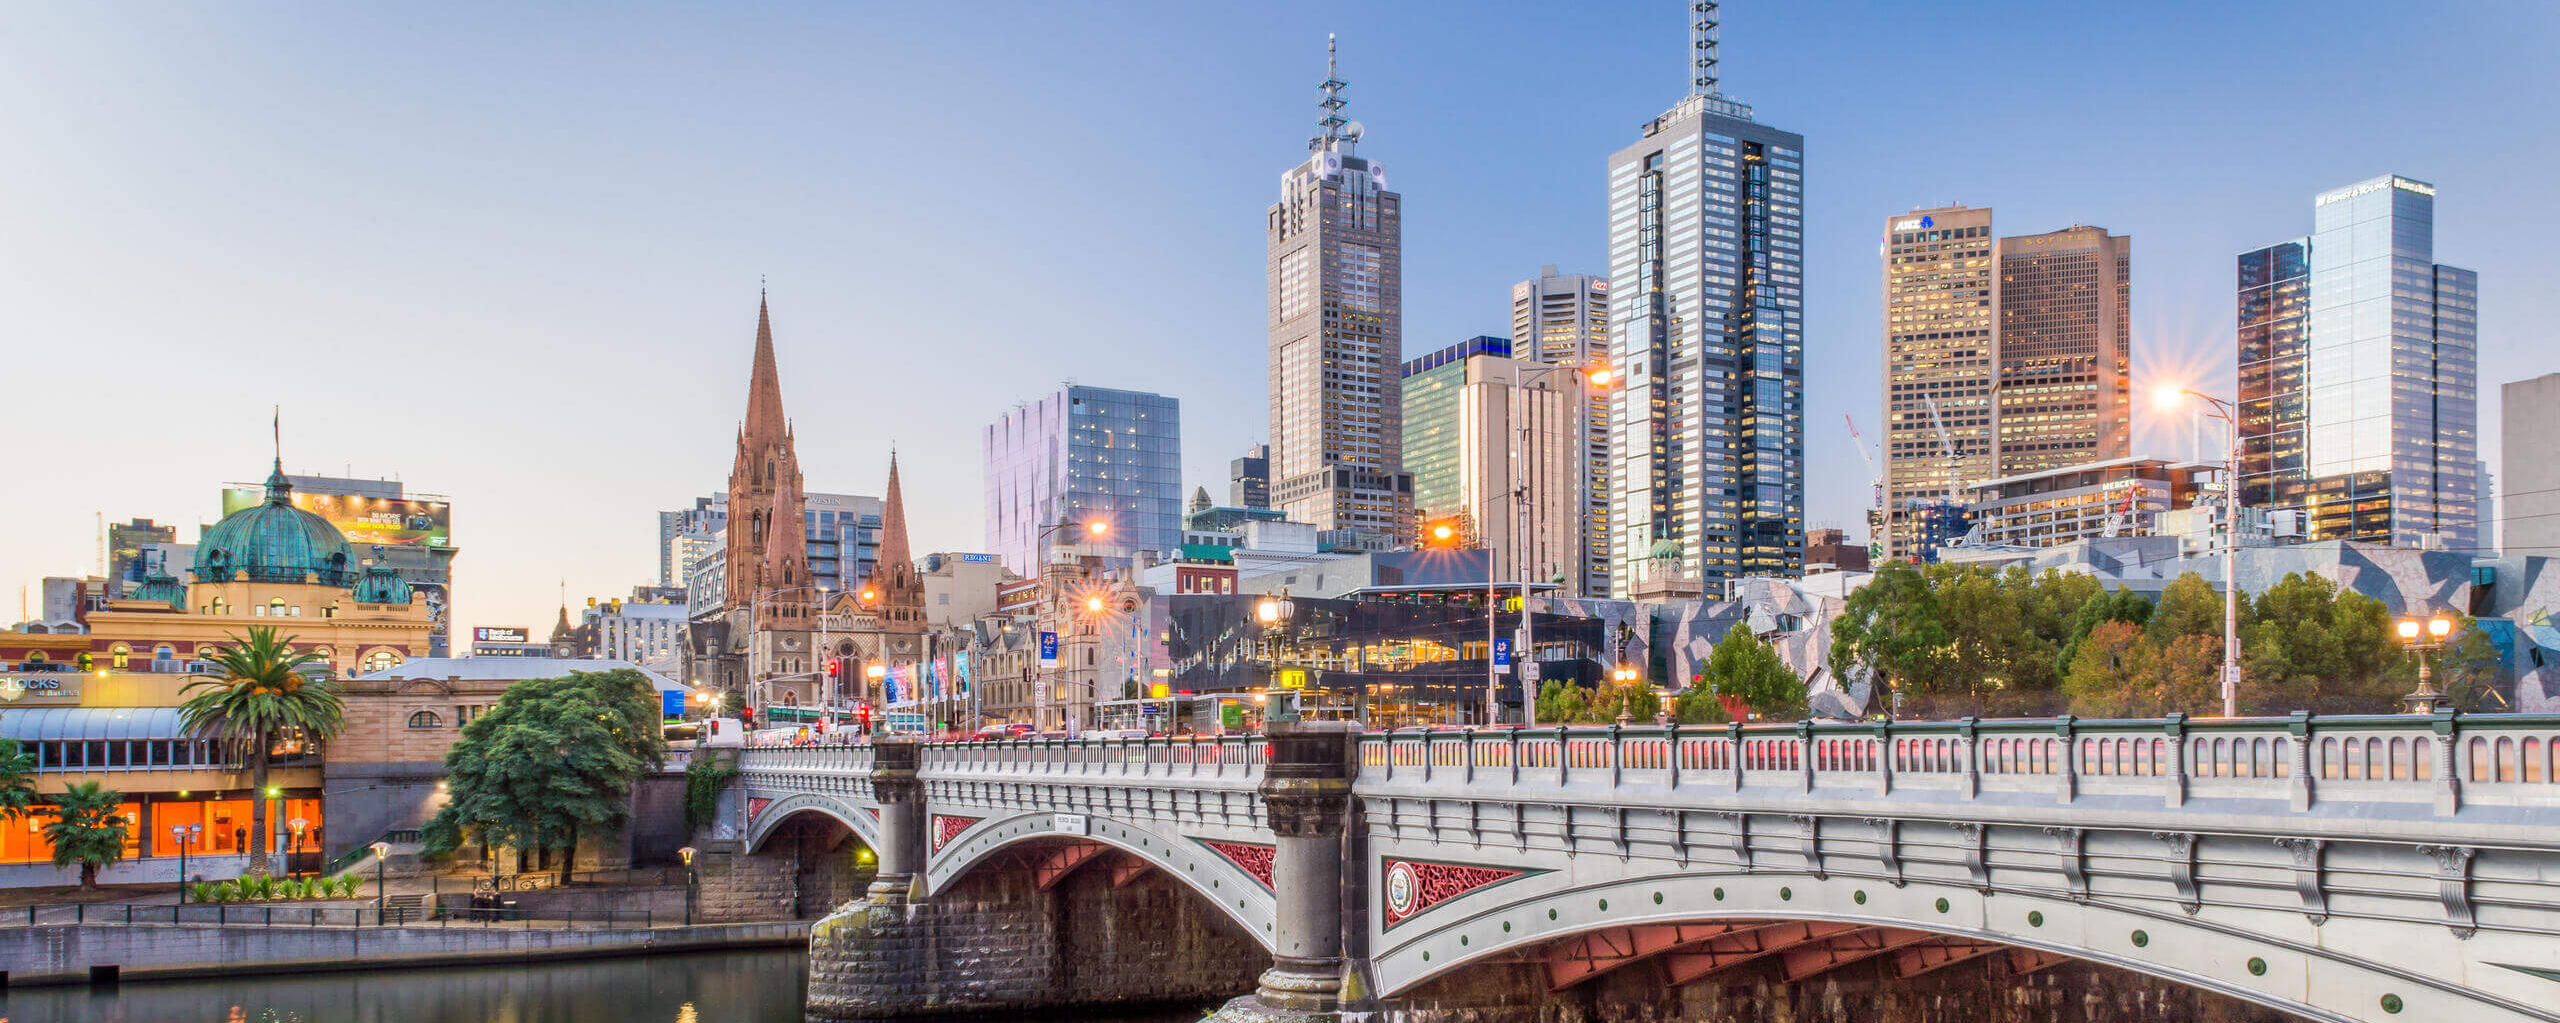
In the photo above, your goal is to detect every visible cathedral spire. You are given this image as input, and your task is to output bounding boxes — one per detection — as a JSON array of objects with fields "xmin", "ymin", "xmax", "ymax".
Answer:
[
  {"xmin": 743, "ymin": 291, "xmax": 788, "ymax": 446},
  {"xmin": 873, "ymin": 453, "xmax": 925, "ymax": 634}
]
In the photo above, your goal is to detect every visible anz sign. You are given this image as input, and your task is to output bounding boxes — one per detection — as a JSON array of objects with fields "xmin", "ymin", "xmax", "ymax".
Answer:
[{"xmin": 1892, "ymin": 214, "xmax": 1936, "ymax": 231}]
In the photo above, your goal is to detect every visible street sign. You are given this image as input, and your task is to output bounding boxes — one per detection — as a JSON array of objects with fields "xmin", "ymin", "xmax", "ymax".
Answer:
[
  {"xmin": 1038, "ymin": 631, "xmax": 1059, "ymax": 668},
  {"xmin": 1055, "ymin": 813, "xmax": 1088, "ymax": 835},
  {"xmin": 1522, "ymin": 660, "xmax": 1541, "ymax": 683},
  {"xmin": 1492, "ymin": 637, "xmax": 1512, "ymax": 669}
]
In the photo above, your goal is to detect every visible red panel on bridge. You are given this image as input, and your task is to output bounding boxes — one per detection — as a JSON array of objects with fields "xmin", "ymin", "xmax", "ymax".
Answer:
[
  {"xmin": 1382, "ymin": 858, "xmax": 1531, "ymax": 928},
  {"xmin": 932, "ymin": 814, "xmax": 983, "ymax": 852},
  {"xmin": 747, "ymin": 797, "xmax": 771, "ymax": 820},
  {"xmin": 1199, "ymin": 840, "xmax": 1277, "ymax": 889}
]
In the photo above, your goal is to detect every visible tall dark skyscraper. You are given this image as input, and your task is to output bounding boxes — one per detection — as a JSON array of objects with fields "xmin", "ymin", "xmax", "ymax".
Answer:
[
  {"xmin": 2239, "ymin": 175, "xmax": 2478, "ymax": 547},
  {"xmin": 1266, "ymin": 36, "xmax": 1413, "ymax": 548},
  {"xmin": 1606, "ymin": 3, "xmax": 1804, "ymax": 595}
]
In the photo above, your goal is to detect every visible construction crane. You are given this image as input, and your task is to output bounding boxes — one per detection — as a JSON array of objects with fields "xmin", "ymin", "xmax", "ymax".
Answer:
[
  {"xmin": 1843, "ymin": 414, "xmax": 1882, "ymax": 515},
  {"xmin": 1923, "ymin": 396, "xmax": 1960, "ymax": 498}
]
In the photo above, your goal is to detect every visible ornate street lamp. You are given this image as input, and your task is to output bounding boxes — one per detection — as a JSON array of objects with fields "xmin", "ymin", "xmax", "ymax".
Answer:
[{"xmin": 2395, "ymin": 614, "xmax": 2458, "ymax": 713}]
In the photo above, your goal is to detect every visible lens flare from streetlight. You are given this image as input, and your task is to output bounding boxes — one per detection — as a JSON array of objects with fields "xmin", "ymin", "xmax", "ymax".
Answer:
[
  {"xmin": 1086, "ymin": 521, "xmax": 1110, "ymax": 536},
  {"xmin": 2151, "ymin": 385, "xmax": 2190, "ymax": 412},
  {"xmin": 1588, "ymin": 367, "xmax": 1614, "ymax": 387}
]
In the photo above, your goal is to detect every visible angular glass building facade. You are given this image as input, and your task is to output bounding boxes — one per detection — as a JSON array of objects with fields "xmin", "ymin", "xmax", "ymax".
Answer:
[
  {"xmin": 983, "ymin": 385, "xmax": 1183, "ymax": 574},
  {"xmin": 2240, "ymin": 175, "xmax": 2477, "ymax": 547},
  {"xmin": 1606, "ymin": 91, "xmax": 1805, "ymax": 596}
]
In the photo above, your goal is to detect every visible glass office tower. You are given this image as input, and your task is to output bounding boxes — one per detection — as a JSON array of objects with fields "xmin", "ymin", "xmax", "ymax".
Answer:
[
  {"xmin": 984, "ymin": 385, "xmax": 1184, "ymax": 574},
  {"xmin": 2240, "ymin": 175, "xmax": 2477, "ymax": 547}
]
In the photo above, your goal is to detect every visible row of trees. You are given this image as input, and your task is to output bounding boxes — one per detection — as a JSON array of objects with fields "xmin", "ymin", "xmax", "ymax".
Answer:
[
  {"xmin": 1535, "ymin": 625, "xmax": 1809, "ymax": 725},
  {"xmin": 1832, "ymin": 561, "xmax": 2494, "ymax": 718}
]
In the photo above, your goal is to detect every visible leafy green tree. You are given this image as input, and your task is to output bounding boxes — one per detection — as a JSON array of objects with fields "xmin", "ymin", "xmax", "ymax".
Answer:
[
  {"xmin": 1670, "ymin": 685, "xmax": 1734, "ymax": 724},
  {"xmin": 2146, "ymin": 573, "xmax": 2232, "ymax": 646},
  {"xmin": 422, "ymin": 669, "xmax": 669, "ymax": 882},
  {"xmin": 2060, "ymin": 620, "xmax": 2154, "ymax": 717},
  {"xmin": 0, "ymin": 737, "xmax": 35, "ymax": 825},
  {"xmin": 1830, "ymin": 560, "xmax": 1948, "ymax": 715},
  {"xmin": 178, "ymin": 626, "xmax": 341, "ymax": 877},
  {"xmin": 1534, "ymin": 680, "xmax": 1587, "ymax": 725},
  {"xmin": 1694, "ymin": 626, "xmax": 1806, "ymax": 720},
  {"xmin": 2057, "ymin": 587, "xmax": 2153, "ymax": 680},
  {"xmin": 45, "ymin": 781, "xmax": 129, "ymax": 890}
]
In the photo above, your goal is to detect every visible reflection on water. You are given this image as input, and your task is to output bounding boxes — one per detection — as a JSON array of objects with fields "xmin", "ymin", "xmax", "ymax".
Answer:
[{"xmin": 0, "ymin": 950, "xmax": 1215, "ymax": 1023}]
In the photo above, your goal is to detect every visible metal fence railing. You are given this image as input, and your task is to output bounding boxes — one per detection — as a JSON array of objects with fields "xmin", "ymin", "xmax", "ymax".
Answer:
[{"xmin": 16, "ymin": 902, "xmax": 663, "ymax": 929}]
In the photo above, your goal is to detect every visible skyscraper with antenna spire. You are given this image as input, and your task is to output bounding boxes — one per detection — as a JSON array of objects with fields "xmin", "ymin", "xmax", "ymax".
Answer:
[
  {"xmin": 1604, "ymin": 1, "xmax": 1805, "ymax": 596},
  {"xmin": 1266, "ymin": 34, "xmax": 1414, "ymax": 548}
]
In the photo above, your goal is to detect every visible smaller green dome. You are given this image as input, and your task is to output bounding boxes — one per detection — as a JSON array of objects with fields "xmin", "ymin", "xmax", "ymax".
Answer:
[
  {"xmin": 353, "ymin": 560, "xmax": 411, "ymax": 605},
  {"xmin": 128, "ymin": 570, "xmax": 185, "ymax": 610},
  {"xmin": 1649, "ymin": 536, "xmax": 1684, "ymax": 561},
  {"xmin": 193, "ymin": 462, "xmax": 357, "ymax": 587}
]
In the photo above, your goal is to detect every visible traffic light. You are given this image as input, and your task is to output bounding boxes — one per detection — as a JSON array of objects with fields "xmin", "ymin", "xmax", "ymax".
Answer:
[
  {"xmin": 855, "ymin": 703, "xmax": 873, "ymax": 734},
  {"xmin": 826, "ymin": 658, "xmax": 842, "ymax": 684}
]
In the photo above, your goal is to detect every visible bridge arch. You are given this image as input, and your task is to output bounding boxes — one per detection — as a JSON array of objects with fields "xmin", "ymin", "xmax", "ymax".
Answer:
[
  {"xmin": 1370, "ymin": 867, "xmax": 2540, "ymax": 1023},
  {"xmin": 924, "ymin": 810, "xmax": 1277, "ymax": 952},
  {"xmin": 742, "ymin": 792, "xmax": 884, "ymax": 856}
]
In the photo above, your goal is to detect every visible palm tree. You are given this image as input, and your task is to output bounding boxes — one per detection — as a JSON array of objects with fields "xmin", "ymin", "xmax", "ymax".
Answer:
[
  {"xmin": 45, "ymin": 781, "xmax": 129, "ymax": 890},
  {"xmin": 0, "ymin": 736, "xmax": 35, "ymax": 824},
  {"xmin": 179, "ymin": 626, "xmax": 343, "ymax": 877}
]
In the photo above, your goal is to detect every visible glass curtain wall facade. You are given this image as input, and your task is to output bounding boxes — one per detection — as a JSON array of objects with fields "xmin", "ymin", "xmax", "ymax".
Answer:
[
  {"xmin": 983, "ymin": 385, "xmax": 1183, "ymax": 575},
  {"xmin": 1607, "ymin": 92, "xmax": 1805, "ymax": 596},
  {"xmin": 2242, "ymin": 175, "xmax": 2477, "ymax": 547}
]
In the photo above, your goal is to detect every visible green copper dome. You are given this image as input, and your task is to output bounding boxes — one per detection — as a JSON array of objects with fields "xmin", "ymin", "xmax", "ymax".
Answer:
[
  {"xmin": 1649, "ymin": 536, "xmax": 1684, "ymax": 562},
  {"xmin": 128, "ymin": 570, "xmax": 186, "ymax": 609},
  {"xmin": 353, "ymin": 559, "xmax": 411, "ymax": 605},
  {"xmin": 193, "ymin": 462, "xmax": 357, "ymax": 587}
]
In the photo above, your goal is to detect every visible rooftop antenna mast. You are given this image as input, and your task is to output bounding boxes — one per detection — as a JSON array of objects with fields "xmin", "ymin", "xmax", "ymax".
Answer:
[
  {"xmin": 1312, "ymin": 34, "xmax": 1349, "ymax": 151},
  {"xmin": 1690, "ymin": 1, "xmax": 1720, "ymax": 96}
]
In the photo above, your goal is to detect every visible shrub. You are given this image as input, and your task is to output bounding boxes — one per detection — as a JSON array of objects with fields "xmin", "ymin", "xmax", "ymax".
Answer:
[
  {"xmin": 189, "ymin": 881, "xmax": 222, "ymax": 904},
  {"xmin": 336, "ymin": 875, "xmax": 362, "ymax": 898},
  {"xmin": 241, "ymin": 874, "xmax": 273, "ymax": 901}
]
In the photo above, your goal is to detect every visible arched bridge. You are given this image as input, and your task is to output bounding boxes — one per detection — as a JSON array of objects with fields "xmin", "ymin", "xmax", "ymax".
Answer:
[{"xmin": 738, "ymin": 713, "xmax": 2560, "ymax": 1023}]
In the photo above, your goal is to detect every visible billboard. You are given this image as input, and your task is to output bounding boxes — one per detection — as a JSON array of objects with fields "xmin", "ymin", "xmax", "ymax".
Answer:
[
  {"xmin": 223, "ymin": 488, "xmax": 453, "ymax": 548},
  {"xmin": 473, "ymin": 627, "xmax": 530, "ymax": 644}
]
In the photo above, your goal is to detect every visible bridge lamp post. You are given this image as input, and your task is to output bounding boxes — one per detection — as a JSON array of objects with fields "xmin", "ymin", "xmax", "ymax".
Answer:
[
  {"xmin": 370, "ymin": 841, "xmax": 391, "ymax": 924},
  {"xmin": 2395, "ymin": 614, "xmax": 2457, "ymax": 713},
  {"xmin": 2158, "ymin": 386, "xmax": 2245, "ymax": 717},
  {"xmin": 1257, "ymin": 593, "xmax": 1296, "ymax": 721},
  {"xmin": 678, "ymin": 846, "xmax": 698, "ymax": 926}
]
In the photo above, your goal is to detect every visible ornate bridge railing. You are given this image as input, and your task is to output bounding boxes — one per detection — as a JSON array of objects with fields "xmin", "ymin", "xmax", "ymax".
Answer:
[
  {"xmin": 1359, "ymin": 712, "xmax": 2560, "ymax": 818},
  {"xmin": 914, "ymin": 734, "xmax": 1271, "ymax": 779}
]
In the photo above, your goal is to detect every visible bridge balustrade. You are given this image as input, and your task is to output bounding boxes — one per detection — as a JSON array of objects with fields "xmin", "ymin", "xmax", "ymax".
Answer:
[
  {"xmin": 909, "ymin": 735, "xmax": 1271, "ymax": 781},
  {"xmin": 1350, "ymin": 714, "xmax": 2560, "ymax": 813}
]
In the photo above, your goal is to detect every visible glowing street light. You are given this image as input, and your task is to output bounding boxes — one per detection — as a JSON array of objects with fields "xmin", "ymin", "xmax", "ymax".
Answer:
[
  {"xmin": 2158, "ymin": 385, "xmax": 2245, "ymax": 717},
  {"xmin": 2396, "ymin": 614, "xmax": 2459, "ymax": 713}
]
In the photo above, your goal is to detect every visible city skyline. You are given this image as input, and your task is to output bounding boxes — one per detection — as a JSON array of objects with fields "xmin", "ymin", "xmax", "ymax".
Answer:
[{"xmin": 4, "ymin": 2, "xmax": 2554, "ymax": 635}]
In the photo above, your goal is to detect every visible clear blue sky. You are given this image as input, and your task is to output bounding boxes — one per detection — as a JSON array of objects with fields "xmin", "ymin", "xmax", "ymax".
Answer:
[{"xmin": 4, "ymin": 1, "xmax": 2554, "ymax": 636}]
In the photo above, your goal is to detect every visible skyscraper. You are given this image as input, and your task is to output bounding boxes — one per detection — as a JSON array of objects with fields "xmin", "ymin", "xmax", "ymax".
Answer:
[
  {"xmin": 1605, "ymin": 6, "xmax": 1804, "ymax": 596},
  {"xmin": 1993, "ymin": 225, "xmax": 2131, "ymax": 476},
  {"xmin": 1881, "ymin": 205, "xmax": 1996, "ymax": 559},
  {"xmin": 1880, "ymin": 209, "xmax": 2132, "ymax": 560},
  {"xmin": 1400, "ymin": 337, "xmax": 1584, "ymax": 593},
  {"xmin": 983, "ymin": 384, "xmax": 1183, "ymax": 575},
  {"xmin": 1512, "ymin": 266, "xmax": 1612, "ymax": 596},
  {"xmin": 1267, "ymin": 36, "xmax": 1413, "ymax": 547},
  {"xmin": 2239, "ymin": 175, "xmax": 2478, "ymax": 548}
]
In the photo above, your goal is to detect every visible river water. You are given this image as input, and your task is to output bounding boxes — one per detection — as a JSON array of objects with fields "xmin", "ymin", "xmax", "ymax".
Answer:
[{"xmin": 0, "ymin": 950, "xmax": 1216, "ymax": 1023}]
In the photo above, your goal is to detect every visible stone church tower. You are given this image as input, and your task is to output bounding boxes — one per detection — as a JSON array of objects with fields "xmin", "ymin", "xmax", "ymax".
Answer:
[{"xmin": 723, "ymin": 294, "xmax": 814, "ymax": 688}]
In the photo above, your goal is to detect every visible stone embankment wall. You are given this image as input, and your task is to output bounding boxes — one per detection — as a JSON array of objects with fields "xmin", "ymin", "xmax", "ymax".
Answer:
[
  {"xmin": 1369, "ymin": 952, "xmax": 2293, "ymax": 1023},
  {"xmin": 807, "ymin": 860, "xmax": 1264, "ymax": 1019},
  {"xmin": 690, "ymin": 819, "xmax": 876, "ymax": 923},
  {"xmin": 0, "ymin": 921, "xmax": 806, "ymax": 986}
]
